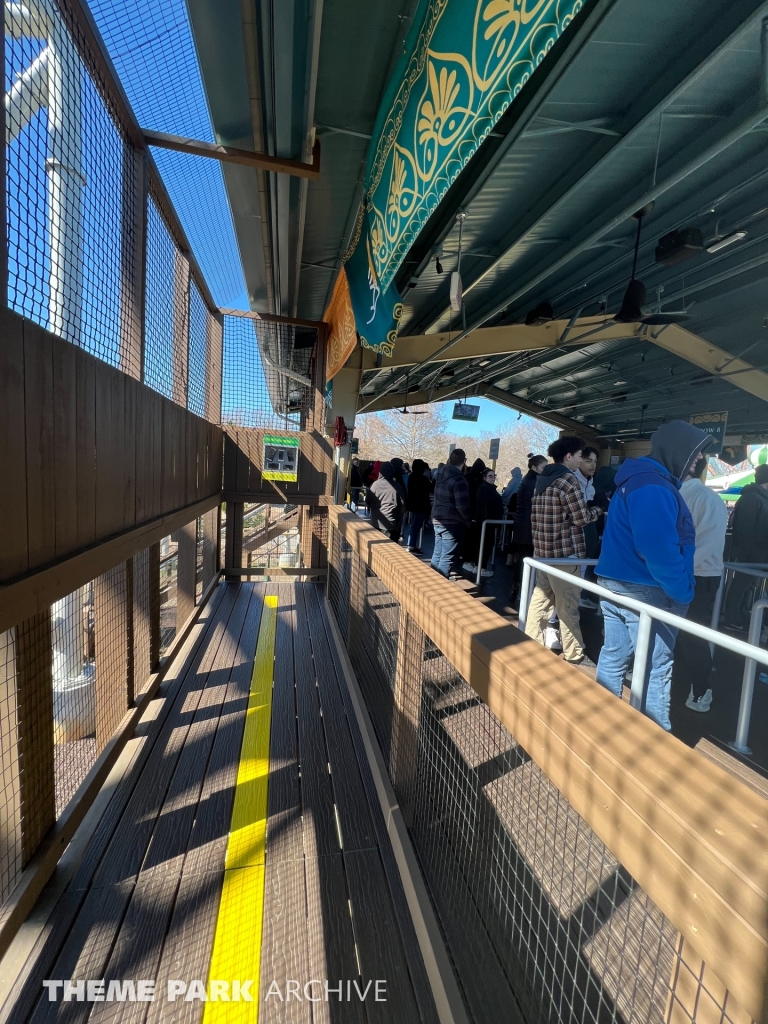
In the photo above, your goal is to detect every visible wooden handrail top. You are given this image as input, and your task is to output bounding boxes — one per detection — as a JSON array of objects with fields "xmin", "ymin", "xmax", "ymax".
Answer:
[{"xmin": 328, "ymin": 506, "xmax": 768, "ymax": 1023}]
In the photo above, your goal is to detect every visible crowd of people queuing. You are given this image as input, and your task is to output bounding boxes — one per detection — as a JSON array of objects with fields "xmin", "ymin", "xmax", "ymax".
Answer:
[{"xmin": 352, "ymin": 420, "xmax": 768, "ymax": 733}]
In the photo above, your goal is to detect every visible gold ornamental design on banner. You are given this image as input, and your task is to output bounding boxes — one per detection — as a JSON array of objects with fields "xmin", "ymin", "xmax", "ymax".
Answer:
[
  {"xmin": 324, "ymin": 267, "xmax": 358, "ymax": 382},
  {"xmin": 365, "ymin": 0, "xmax": 582, "ymax": 292}
]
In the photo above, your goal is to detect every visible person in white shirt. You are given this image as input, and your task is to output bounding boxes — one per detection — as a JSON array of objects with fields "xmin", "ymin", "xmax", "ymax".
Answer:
[{"xmin": 674, "ymin": 454, "xmax": 728, "ymax": 713}]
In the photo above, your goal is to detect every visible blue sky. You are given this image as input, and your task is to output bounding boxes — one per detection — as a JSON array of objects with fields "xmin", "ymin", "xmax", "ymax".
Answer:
[
  {"xmin": 433, "ymin": 397, "xmax": 538, "ymax": 437},
  {"xmin": 89, "ymin": 0, "xmax": 248, "ymax": 308}
]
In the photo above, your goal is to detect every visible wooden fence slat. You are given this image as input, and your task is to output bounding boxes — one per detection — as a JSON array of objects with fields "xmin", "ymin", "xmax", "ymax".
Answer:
[
  {"xmin": 122, "ymin": 376, "xmax": 137, "ymax": 530},
  {"xmin": 329, "ymin": 508, "xmax": 768, "ymax": 1023},
  {"xmin": 75, "ymin": 348, "xmax": 97, "ymax": 551},
  {"xmin": 176, "ymin": 520, "xmax": 197, "ymax": 627},
  {"xmin": 52, "ymin": 338, "xmax": 78, "ymax": 559},
  {"xmin": 16, "ymin": 612, "xmax": 54, "ymax": 865},
  {"xmin": 23, "ymin": 321, "xmax": 56, "ymax": 569},
  {"xmin": 0, "ymin": 310, "xmax": 28, "ymax": 579}
]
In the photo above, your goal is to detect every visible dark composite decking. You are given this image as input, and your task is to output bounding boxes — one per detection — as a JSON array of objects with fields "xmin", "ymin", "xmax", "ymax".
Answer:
[{"xmin": 0, "ymin": 582, "xmax": 439, "ymax": 1024}]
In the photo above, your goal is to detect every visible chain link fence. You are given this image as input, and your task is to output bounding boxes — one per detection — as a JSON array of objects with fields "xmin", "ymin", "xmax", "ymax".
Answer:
[
  {"xmin": 221, "ymin": 313, "xmax": 318, "ymax": 430},
  {"xmin": 0, "ymin": 514, "xmax": 217, "ymax": 911},
  {"xmin": 4, "ymin": 0, "xmax": 222, "ymax": 423},
  {"xmin": 327, "ymin": 523, "xmax": 754, "ymax": 1024}
]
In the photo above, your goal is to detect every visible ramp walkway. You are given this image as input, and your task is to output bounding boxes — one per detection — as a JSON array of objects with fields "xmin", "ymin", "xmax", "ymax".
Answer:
[{"xmin": 0, "ymin": 582, "xmax": 439, "ymax": 1024}]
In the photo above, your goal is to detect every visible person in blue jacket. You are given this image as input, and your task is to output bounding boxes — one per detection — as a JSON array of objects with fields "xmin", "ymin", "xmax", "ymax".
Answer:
[{"xmin": 595, "ymin": 420, "xmax": 711, "ymax": 731}]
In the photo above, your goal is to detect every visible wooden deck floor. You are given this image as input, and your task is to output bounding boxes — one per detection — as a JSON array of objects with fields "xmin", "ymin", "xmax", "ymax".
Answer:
[{"xmin": 0, "ymin": 582, "xmax": 439, "ymax": 1024}]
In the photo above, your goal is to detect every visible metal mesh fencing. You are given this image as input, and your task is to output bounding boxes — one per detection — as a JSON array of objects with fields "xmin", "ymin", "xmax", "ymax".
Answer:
[
  {"xmin": 327, "ymin": 525, "xmax": 753, "ymax": 1024},
  {"xmin": 240, "ymin": 502, "xmax": 300, "ymax": 574},
  {"xmin": 221, "ymin": 314, "xmax": 318, "ymax": 430},
  {"xmin": 5, "ymin": 0, "xmax": 140, "ymax": 377},
  {"xmin": 144, "ymin": 193, "xmax": 187, "ymax": 404},
  {"xmin": 159, "ymin": 534, "xmax": 178, "ymax": 655},
  {"xmin": 0, "ymin": 629, "xmax": 22, "ymax": 906},
  {"xmin": 51, "ymin": 582, "xmax": 97, "ymax": 813}
]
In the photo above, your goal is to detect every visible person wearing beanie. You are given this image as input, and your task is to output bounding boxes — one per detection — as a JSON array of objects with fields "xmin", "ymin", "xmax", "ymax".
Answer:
[
  {"xmin": 595, "ymin": 420, "xmax": 711, "ymax": 731},
  {"xmin": 723, "ymin": 462, "xmax": 768, "ymax": 629}
]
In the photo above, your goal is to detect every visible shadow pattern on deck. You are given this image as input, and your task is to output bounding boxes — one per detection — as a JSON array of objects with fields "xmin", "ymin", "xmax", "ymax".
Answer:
[{"xmin": 0, "ymin": 582, "xmax": 438, "ymax": 1024}]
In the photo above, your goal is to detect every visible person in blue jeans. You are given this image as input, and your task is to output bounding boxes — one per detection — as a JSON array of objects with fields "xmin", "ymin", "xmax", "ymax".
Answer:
[
  {"xmin": 430, "ymin": 449, "xmax": 471, "ymax": 578},
  {"xmin": 595, "ymin": 420, "xmax": 711, "ymax": 731}
]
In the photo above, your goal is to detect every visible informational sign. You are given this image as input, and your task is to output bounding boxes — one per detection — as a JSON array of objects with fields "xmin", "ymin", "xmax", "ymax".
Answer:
[
  {"xmin": 452, "ymin": 402, "xmax": 480, "ymax": 422},
  {"xmin": 449, "ymin": 443, "xmax": 456, "ymax": 455},
  {"xmin": 263, "ymin": 435, "xmax": 299, "ymax": 482},
  {"xmin": 349, "ymin": 438, "xmax": 359, "ymax": 455},
  {"xmin": 689, "ymin": 411, "xmax": 728, "ymax": 455},
  {"xmin": 488, "ymin": 438, "xmax": 500, "ymax": 461}
]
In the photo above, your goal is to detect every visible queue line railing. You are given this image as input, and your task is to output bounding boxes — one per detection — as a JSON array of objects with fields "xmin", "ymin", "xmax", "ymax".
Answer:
[{"xmin": 326, "ymin": 506, "xmax": 768, "ymax": 1024}]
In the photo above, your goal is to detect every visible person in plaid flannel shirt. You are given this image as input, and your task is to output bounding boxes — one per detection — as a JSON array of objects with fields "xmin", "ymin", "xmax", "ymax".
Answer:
[{"xmin": 525, "ymin": 436, "xmax": 603, "ymax": 666}]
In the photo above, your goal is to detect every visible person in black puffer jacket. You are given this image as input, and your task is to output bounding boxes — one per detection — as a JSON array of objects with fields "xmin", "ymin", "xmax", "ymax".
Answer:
[
  {"xmin": 405, "ymin": 459, "xmax": 432, "ymax": 553},
  {"xmin": 463, "ymin": 469, "xmax": 504, "ymax": 575},
  {"xmin": 366, "ymin": 462, "xmax": 405, "ymax": 541},
  {"xmin": 508, "ymin": 454, "xmax": 548, "ymax": 608}
]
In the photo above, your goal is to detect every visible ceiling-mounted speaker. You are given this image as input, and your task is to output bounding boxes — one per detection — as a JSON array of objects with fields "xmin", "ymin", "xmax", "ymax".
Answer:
[
  {"xmin": 449, "ymin": 271, "xmax": 463, "ymax": 312},
  {"xmin": 655, "ymin": 227, "xmax": 703, "ymax": 266}
]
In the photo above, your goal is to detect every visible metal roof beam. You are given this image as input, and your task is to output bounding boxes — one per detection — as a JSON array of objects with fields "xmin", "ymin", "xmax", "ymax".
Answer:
[
  {"xmin": 409, "ymin": 0, "xmax": 768, "ymax": 338},
  {"xmin": 646, "ymin": 325, "xmax": 768, "ymax": 403}
]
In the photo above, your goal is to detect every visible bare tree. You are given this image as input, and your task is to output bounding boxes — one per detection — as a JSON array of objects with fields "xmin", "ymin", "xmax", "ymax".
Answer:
[{"xmin": 354, "ymin": 405, "xmax": 452, "ymax": 466}]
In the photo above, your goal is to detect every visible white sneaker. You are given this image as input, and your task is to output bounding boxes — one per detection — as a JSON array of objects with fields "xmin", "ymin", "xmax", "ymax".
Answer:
[
  {"xmin": 480, "ymin": 568, "xmax": 494, "ymax": 578},
  {"xmin": 685, "ymin": 686, "xmax": 713, "ymax": 713},
  {"xmin": 462, "ymin": 562, "xmax": 477, "ymax": 573},
  {"xmin": 544, "ymin": 626, "xmax": 562, "ymax": 651},
  {"xmin": 579, "ymin": 597, "xmax": 599, "ymax": 610}
]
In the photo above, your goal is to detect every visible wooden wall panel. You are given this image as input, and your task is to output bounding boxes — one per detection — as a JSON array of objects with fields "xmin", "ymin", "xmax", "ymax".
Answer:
[
  {"xmin": 95, "ymin": 364, "xmax": 125, "ymax": 540},
  {"xmin": 52, "ymin": 339, "xmax": 78, "ymax": 558},
  {"xmin": 0, "ymin": 308, "xmax": 223, "ymax": 596},
  {"xmin": 23, "ymin": 321, "xmax": 56, "ymax": 569},
  {"xmin": 122, "ymin": 375, "xmax": 137, "ymax": 531},
  {"xmin": 222, "ymin": 427, "xmax": 333, "ymax": 501},
  {"xmin": 75, "ymin": 347, "xmax": 97, "ymax": 550},
  {"xmin": 0, "ymin": 312, "xmax": 28, "ymax": 578}
]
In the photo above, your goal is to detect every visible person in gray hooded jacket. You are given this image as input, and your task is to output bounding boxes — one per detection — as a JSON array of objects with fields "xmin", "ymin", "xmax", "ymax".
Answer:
[{"xmin": 366, "ymin": 462, "xmax": 405, "ymax": 541}]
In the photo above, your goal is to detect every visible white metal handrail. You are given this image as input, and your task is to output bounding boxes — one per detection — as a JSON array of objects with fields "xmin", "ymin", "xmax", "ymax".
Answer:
[{"xmin": 519, "ymin": 557, "xmax": 768, "ymax": 748}]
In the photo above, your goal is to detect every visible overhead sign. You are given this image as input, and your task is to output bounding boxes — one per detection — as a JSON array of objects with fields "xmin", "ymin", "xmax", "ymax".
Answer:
[
  {"xmin": 488, "ymin": 438, "xmax": 500, "ymax": 461},
  {"xmin": 263, "ymin": 435, "xmax": 299, "ymax": 482},
  {"xmin": 452, "ymin": 403, "xmax": 480, "ymax": 422},
  {"xmin": 689, "ymin": 411, "xmax": 728, "ymax": 455}
]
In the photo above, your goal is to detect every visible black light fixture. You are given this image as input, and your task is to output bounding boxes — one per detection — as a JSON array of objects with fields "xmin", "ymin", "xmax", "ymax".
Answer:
[
  {"xmin": 614, "ymin": 204, "xmax": 690, "ymax": 325},
  {"xmin": 398, "ymin": 371, "xmax": 428, "ymax": 414},
  {"xmin": 525, "ymin": 301, "xmax": 554, "ymax": 325},
  {"xmin": 435, "ymin": 255, "xmax": 444, "ymax": 274}
]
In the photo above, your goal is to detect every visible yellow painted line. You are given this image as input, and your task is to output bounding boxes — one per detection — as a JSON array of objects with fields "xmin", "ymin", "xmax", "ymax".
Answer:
[{"xmin": 203, "ymin": 595, "xmax": 277, "ymax": 1024}]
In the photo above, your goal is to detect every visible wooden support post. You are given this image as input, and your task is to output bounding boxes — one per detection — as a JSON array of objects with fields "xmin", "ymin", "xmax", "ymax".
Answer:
[
  {"xmin": 224, "ymin": 503, "xmax": 243, "ymax": 574},
  {"xmin": 94, "ymin": 565, "xmax": 129, "ymax": 753},
  {"xmin": 15, "ymin": 613, "xmax": 55, "ymax": 864},
  {"xmin": 119, "ymin": 143, "xmax": 147, "ymax": 381},
  {"xmin": 129, "ymin": 547, "xmax": 157, "ymax": 698},
  {"xmin": 148, "ymin": 543, "xmax": 161, "ymax": 670},
  {"xmin": 172, "ymin": 249, "xmax": 190, "ymax": 408},
  {"xmin": 298, "ymin": 505, "xmax": 310, "ymax": 568},
  {"xmin": 390, "ymin": 612, "xmax": 426, "ymax": 826},
  {"xmin": 176, "ymin": 520, "xmax": 197, "ymax": 626},
  {"xmin": 205, "ymin": 311, "xmax": 223, "ymax": 424},
  {"xmin": 200, "ymin": 508, "xmax": 218, "ymax": 592},
  {"xmin": 0, "ymin": 629, "xmax": 22, "ymax": 897}
]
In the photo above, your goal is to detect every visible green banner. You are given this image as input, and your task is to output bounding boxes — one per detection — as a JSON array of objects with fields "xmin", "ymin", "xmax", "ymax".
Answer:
[{"xmin": 365, "ymin": 0, "xmax": 584, "ymax": 291}]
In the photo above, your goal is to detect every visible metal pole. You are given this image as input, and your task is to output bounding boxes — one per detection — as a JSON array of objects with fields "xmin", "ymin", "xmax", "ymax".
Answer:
[
  {"xmin": 519, "ymin": 558, "xmax": 532, "ymax": 625},
  {"xmin": 709, "ymin": 567, "xmax": 725, "ymax": 658},
  {"xmin": 730, "ymin": 598, "xmax": 768, "ymax": 756},
  {"xmin": 629, "ymin": 611, "xmax": 653, "ymax": 711},
  {"xmin": 475, "ymin": 520, "xmax": 488, "ymax": 587}
]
